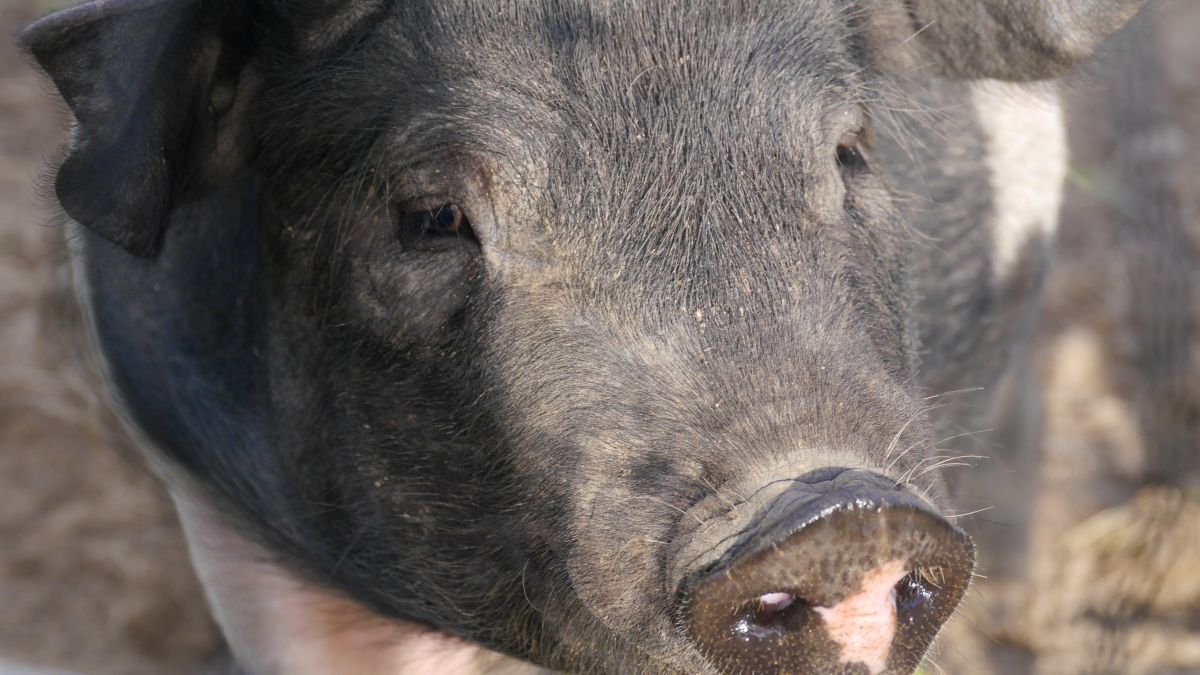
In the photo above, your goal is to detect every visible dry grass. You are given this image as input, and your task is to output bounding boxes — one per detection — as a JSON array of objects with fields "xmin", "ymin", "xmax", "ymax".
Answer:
[{"xmin": 937, "ymin": 3, "xmax": 1200, "ymax": 672}]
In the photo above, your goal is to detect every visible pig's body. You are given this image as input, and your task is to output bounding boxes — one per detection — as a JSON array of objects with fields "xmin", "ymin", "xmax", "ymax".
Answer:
[{"xmin": 22, "ymin": 1, "xmax": 1167, "ymax": 673}]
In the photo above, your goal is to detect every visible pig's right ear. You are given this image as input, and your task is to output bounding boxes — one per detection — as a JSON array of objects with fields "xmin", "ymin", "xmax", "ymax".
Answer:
[
  {"xmin": 863, "ymin": 0, "xmax": 1149, "ymax": 81},
  {"xmin": 19, "ymin": 0, "xmax": 253, "ymax": 257}
]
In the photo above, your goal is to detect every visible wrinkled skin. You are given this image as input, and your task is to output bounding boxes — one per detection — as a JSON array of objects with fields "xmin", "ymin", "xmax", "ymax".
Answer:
[{"xmin": 21, "ymin": 0, "xmax": 1153, "ymax": 672}]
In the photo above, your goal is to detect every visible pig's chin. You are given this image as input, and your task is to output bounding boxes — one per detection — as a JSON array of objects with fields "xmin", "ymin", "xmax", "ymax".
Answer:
[{"xmin": 172, "ymin": 495, "xmax": 534, "ymax": 675}]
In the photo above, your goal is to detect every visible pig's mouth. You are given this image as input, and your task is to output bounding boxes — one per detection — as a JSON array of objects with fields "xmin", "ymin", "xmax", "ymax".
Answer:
[{"xmin": 673, "ymin": 469, "xmax": 974, "ymax": 674}]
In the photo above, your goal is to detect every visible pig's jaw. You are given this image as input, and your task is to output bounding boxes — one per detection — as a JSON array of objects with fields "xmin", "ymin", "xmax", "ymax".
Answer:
[
  {"xmin": 813, "ymin": 559, "xmax": 909, "ymax": 675},
  {"xmin": 172, "ymin": 494, "xmax": 535, "ymax": 675}
]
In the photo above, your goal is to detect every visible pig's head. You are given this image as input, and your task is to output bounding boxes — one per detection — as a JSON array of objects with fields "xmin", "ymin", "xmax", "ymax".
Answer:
[{"xmin": 22, "ymin": 1, "xmax": 1144, "ymax": 673}]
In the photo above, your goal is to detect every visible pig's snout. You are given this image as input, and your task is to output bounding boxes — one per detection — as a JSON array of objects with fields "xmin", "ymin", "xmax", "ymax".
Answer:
[{"xmin": 675, "ymin": 470, "xmax": 973, "ymax": 674}]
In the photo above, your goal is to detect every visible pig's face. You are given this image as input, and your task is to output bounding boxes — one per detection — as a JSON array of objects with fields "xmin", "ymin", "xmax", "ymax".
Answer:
[
  {"xmin": 22, "ymin": 0, "xmax": 1145, "ymax": 672},
  {"xmin": 254, "ymin": 2, "xmax": 938, "ymax": 668}
]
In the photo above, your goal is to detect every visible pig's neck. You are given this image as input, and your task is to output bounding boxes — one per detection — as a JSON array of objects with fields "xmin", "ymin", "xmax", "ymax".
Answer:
[{"xmin": 172, "ymin": 494, "xmax": 535, "ymax": 675}]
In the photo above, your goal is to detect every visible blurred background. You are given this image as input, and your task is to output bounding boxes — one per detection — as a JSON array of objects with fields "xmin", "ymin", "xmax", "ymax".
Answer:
[
  {"xmin": 1, "ymin": 0, "xmax": 229, "ymax": 673},
  {"xmin": 1, "ymin": 0, "xmax": 1198, "ymax": 673}
]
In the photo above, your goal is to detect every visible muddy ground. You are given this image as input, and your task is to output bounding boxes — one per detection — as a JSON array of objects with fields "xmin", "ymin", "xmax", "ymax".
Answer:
[{"xmin": 1, "ymin": 1, "xmax": 1198, "ymax": 673}]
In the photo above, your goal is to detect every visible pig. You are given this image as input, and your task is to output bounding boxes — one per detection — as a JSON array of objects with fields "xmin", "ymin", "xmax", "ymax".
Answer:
[{"xmin": 19, "ymin": 1, "xmax": 1153, "ymax": 673}]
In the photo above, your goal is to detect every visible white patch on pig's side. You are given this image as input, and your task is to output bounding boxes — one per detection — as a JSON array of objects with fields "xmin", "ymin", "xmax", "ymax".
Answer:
[
  {"xmin": 972, "ymin": 80, "xmax": 1067, "ymax": 282},
  {"xmin": 813, "ymin": 559, "xmax": 909, "ymax": 675},
  {"xmin": 173, "ymin": 495, "xmax": 536, "ymax": 675}
]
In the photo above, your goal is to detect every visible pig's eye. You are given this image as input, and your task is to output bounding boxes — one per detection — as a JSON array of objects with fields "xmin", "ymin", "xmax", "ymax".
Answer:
[
  {"xmin": 399, "ymin": 203, "xmax": 466, "ymax": 236},
  {"xmin": 836, "ymin": 130, "xmax": 867, "ymax": 173},
  {"xmin": 394, "ymin": 202, "xmax": 478, "ymax": 247}
]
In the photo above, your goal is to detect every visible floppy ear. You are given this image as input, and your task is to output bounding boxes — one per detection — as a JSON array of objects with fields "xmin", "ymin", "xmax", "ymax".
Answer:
[
  {"xmin": 864, "ymin": 0, "xmax": 1150, "ymax": 81},
  {"xmin": 19, "ymin": 0, "xmax": 254, "ymax": 257}
]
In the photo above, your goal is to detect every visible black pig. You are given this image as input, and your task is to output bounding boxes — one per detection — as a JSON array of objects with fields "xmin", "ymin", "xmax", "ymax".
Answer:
[{"xmin": 21, "ymin": 1, "xmax": 1151, "ymax": 673}]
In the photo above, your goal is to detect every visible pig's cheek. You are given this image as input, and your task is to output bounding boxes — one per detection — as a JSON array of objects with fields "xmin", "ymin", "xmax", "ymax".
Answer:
[{"xmin": 171, "ymin": 495, "xmax": 520, "ymax": 675}]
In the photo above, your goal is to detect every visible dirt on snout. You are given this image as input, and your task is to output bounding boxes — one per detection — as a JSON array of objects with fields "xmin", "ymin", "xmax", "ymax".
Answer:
[{"xmin": 1, "ymin": 1, "xmax": 1198, "ymax": 674}]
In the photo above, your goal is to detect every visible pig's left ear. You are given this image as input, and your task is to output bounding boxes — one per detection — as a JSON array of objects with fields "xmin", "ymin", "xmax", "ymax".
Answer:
[
  {"xmin": 19, "ymin": 0, "xmax": 254, "ymax": 257},
  {"xmin": 863, "ymin": 0, "xmax": 1149, "ymax": 80}
]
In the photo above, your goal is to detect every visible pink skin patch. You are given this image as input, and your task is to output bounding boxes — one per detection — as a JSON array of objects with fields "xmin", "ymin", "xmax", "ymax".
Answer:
[{"xmin": 813, "ymin": 559, "xmax": 909, "ymax": 675}]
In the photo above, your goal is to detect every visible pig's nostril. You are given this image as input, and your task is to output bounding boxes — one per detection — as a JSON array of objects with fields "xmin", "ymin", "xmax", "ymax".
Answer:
[
  {"xmin": 896, "ymin": 567, "xmax": 944, "ymax": 619},
  {"xmin": 758, "ymin": 592, "xmax": 795, "ymax": 613},
  {"xmin": 727, "ymin": 592, "xmax": 811, "ymax": 643}
]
